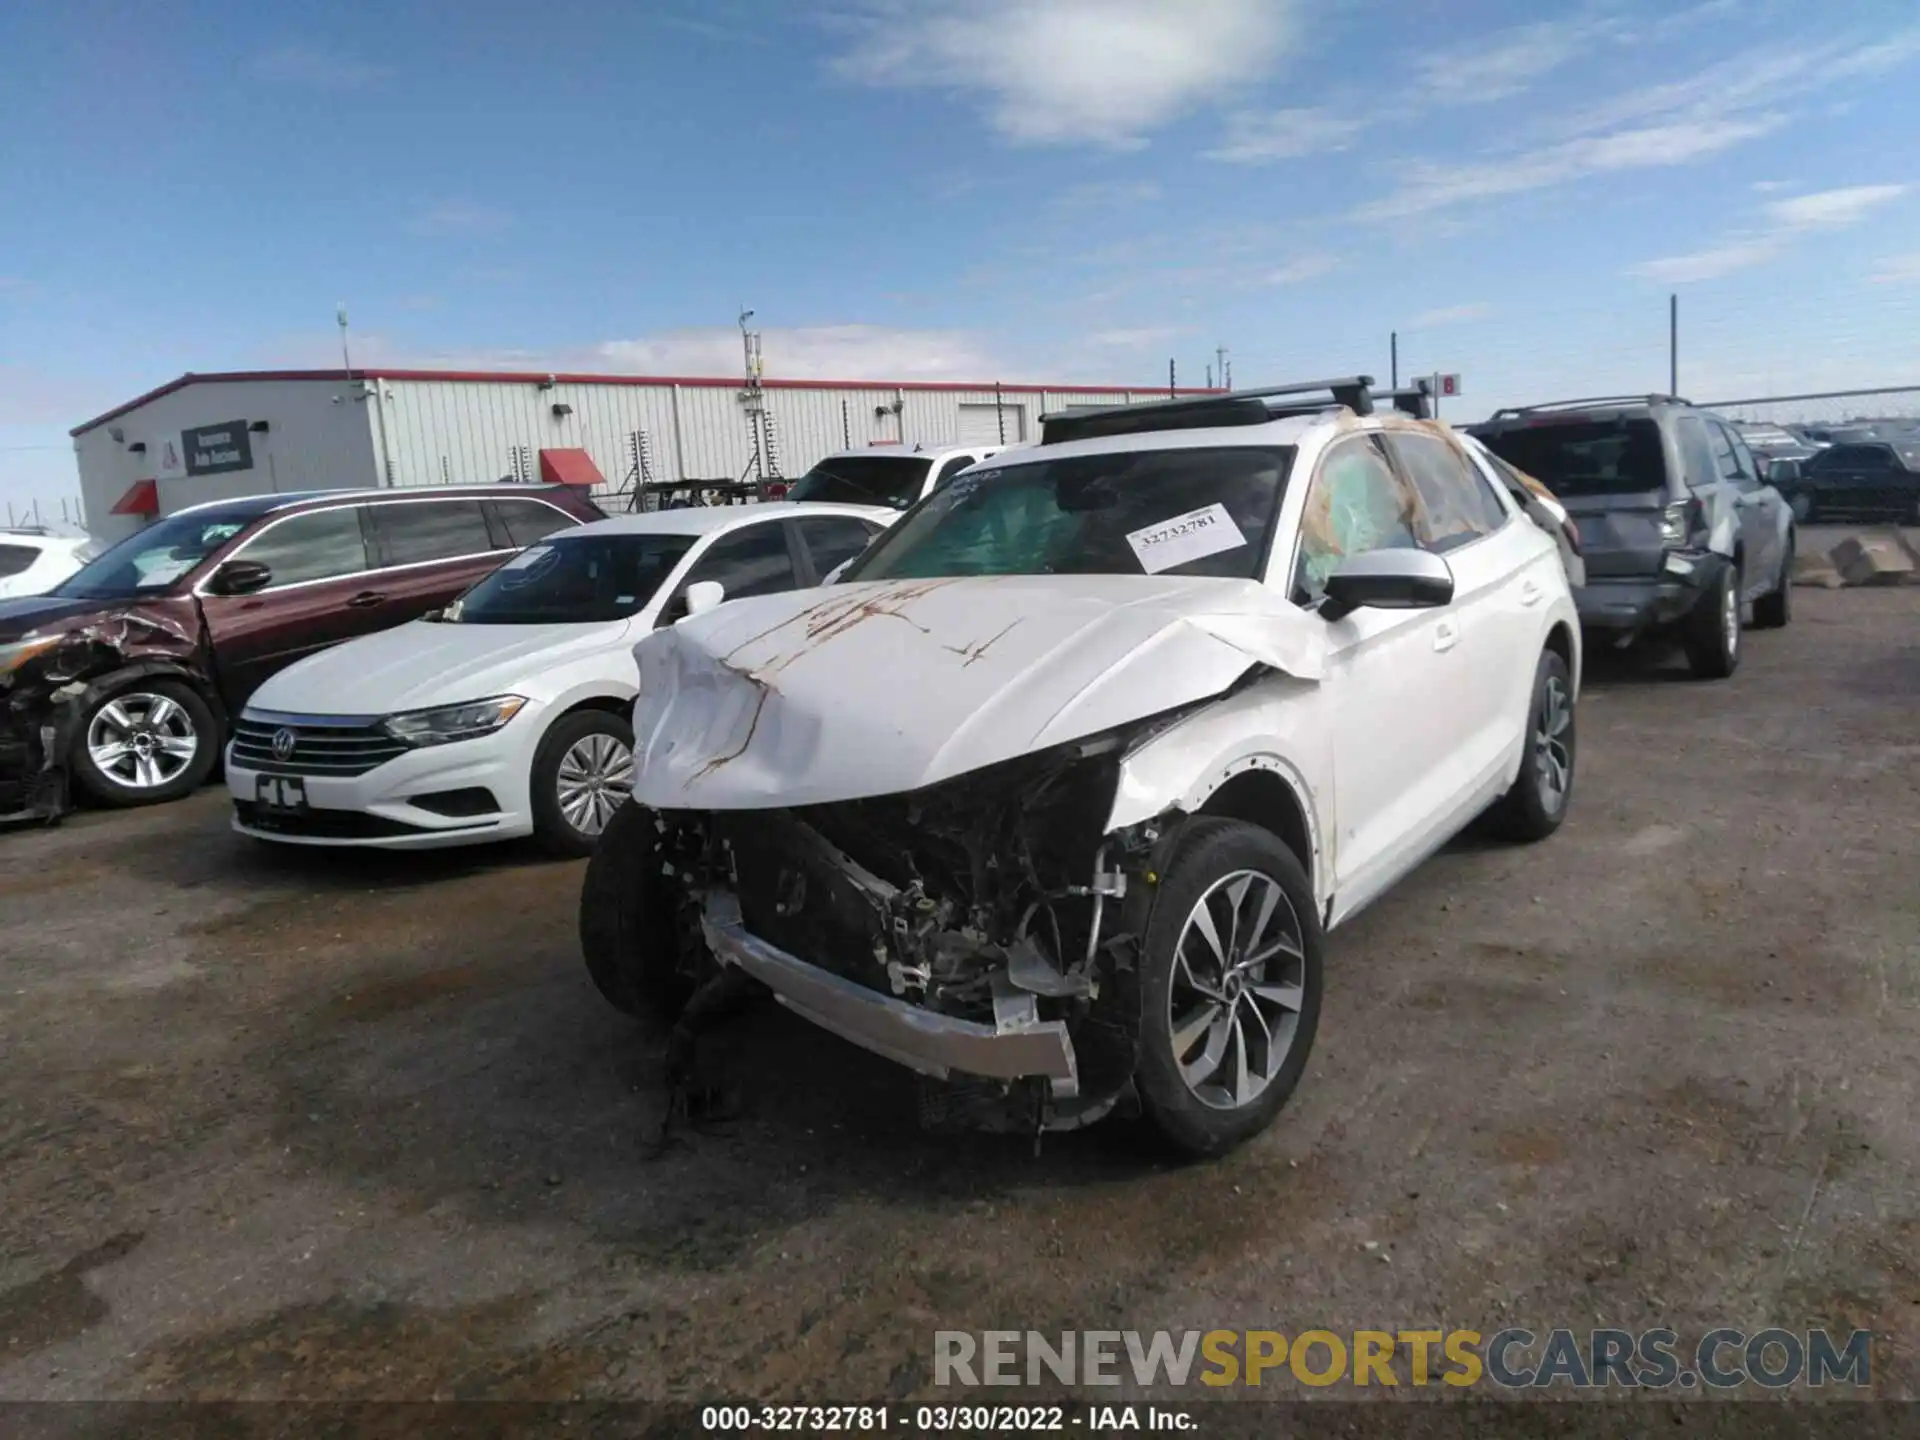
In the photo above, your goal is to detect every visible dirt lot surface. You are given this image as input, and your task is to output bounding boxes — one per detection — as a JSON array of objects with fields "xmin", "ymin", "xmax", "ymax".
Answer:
[{"xmin": 2, "ymin": 584, "xmax": 1917, "ymax": 1418}]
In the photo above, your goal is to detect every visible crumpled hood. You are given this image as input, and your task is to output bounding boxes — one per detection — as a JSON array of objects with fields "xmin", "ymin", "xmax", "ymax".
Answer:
[
  {"xmin": 251, "ymin": 618, "xmax": 630, "ymax": 715},
  {"xmin": 628, "ymin": 574, "xmax": 1325, "ymax": 810},
  {"xmin": 0, "ymin": 594, "xmax": 115, "ymax": 643}
]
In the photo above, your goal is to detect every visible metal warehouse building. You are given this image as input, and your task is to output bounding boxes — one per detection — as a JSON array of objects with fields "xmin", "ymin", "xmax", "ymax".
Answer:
[{"xmin": 71, "ymin": 368, "xmax": 1199, "ymax": 542}]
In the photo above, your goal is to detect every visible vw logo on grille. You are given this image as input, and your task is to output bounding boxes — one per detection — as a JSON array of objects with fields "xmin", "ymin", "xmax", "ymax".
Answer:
[{"xmin": 270, "ymin": 727, "xmax": 298, "ymax": 762}]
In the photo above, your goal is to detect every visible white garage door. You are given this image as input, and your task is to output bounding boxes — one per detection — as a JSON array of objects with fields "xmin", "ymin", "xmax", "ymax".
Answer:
[{"xmin": 957, "ymin": 402, "xmax": 1026, "ymax": 447}]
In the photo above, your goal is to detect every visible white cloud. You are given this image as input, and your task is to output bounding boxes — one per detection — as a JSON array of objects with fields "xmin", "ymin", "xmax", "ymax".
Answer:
[
  {"xmin": 1630, "ymin": 237, "xmax": 1783, "ymax": 283},
  {"xmin": 595, "ymin": 324, "xmax": 1001, "ymax": 381},
  {"xmin": 1765, "ymin": 183, "xmax": 1907, "ymax": 231},
  {"xmin": 1087, "ymin": 326, "xmax": 1186, "ymax": 349},
  {"xmin": 1264, "ymin": 254, "xmax": 1339, "ymax": 284},
  {"xmin": 1358, "ymin": 28, "xmax": 1920, "ymax": 221},
  {"xmin": 249, "ymin": 43, "xmax": 389, "ymax": 90},
  {"xmin": 1051, "ymin": 180, "xmax": 1163, "ymax": 211},
  {"xmin": 1417, "ymin": 18, "xmax": 1604, "ymax": 106},
  {"xmin": 1357, "ymin": 115, "xmax": 1781, "ymax": 220},
  {"xmin": 1408, "ymin": 302, "xmax": 1492, "ymax": 328},
  {"xmin": 1871, "ymin": 253, "xmax": 1920, "ymax": 284},
  {"xmin": 834, "ymin": 0, "xmax": 1294, "ymax": 148},
  {"xmin": 1630, "ymin": 185, "xmax": 1909, "ymax": 283},
  {"xmin": 404, "ymin": 201, "xmax": 513, "ymax": 237},
  {"xmin": 1749, "ymin": 179, "xmax": 1794, "ymax": 193},
  {"xmin": 1206, "ymin": 107, "xmax": 1365, "ymax": 164}
]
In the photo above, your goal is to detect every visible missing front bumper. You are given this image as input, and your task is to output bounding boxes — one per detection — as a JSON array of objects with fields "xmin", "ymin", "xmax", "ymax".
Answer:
[{"xmin": 700, "ymin": 892, "xmax": 1080, "ymax": 1098}]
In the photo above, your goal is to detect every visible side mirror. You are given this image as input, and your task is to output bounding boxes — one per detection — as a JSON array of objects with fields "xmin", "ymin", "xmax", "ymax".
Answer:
[
  {"xmin": 1319, "ymin": 549, "xmax": 1454, "ymax": 622},
  {"xmin": 209, "ymin": 558, "xmax": 272, "ymax": 596},
  {"xmin": 1767, "ymin": 458, "xmax": 1801, "ymax": 486},
  {"xmin": 684, "ymin": 580, "xmax": 727, "ymax": 617}
]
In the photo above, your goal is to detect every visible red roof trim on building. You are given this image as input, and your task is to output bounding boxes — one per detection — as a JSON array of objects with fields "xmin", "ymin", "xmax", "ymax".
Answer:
[
  {"xmin": 110, "ymin": 479, "xmax": 159, "ymax": 516},
  {"xmin": 538, "ymin": 447, "xmax": 606, "ymax": 488},
  {"xmin": 71, "ymin": 369, "xmax": 1223, "ymax": 436}
]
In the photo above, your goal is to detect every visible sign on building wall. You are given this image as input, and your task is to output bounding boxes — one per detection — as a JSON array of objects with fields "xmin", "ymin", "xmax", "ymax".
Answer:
[
  {"xmin": 182, "ymin": 421, "xmax": 253, "ymax": 476},
  {"xmin": 156, "ymin": 437, "xmax": 186, "ymax": 479}
]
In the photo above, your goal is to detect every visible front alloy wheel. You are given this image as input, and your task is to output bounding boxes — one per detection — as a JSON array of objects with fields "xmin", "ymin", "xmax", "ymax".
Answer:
[
  {"xmin": 70, "ymin": 680, "xmax": 219, "ymax": 807},
  {"xmin": 531, "ymin": 709, "xmax": 636, "ymax": 857},
  {"xmin": 1134, "ymin": 818, "xmax": 1324, "ymax": 1156}
]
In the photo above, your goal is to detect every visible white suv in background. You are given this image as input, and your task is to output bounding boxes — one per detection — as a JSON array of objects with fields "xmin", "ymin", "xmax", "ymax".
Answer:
[
  {"xmin": 228, "ymin": 503, "xmax": 892, "ymax": 855},
  {"xmin": 0, "ymin": 528, "xmax": 96, "ymax": 599},
  {"xmin": 781, "ymin": 444, "xmax": 1005, "ymax": 512},
  {"xmin": 580, "ymin": 378, "xmax": 1582, "ymax": 1155}
]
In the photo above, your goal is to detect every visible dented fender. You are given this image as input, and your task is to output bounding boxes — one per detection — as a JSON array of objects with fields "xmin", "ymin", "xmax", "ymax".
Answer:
[{"xmin": 1105, "ymin": 673, "xmax": 1333, "ymax": 909}]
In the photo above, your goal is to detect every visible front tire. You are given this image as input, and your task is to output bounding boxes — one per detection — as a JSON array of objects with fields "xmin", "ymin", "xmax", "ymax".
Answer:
[
  {"xmin": 578, "ymin": 800, "xmax": 701, "ymax": 1019},
  {"xmin": 69, "ymin": 679, "xmax": 218, "ymax": 807},
  {"xmin": 1752, "ymin": 536, "xmax": 1793, "ymax": 629},
  {"xmin": 531, "ymin": 710, "xmax": 635, "ymax": 858},
  {"xmin": 1683, "ymin": 562, "xmax": 1741, "ymax": 680},
  {"xmin": 1133, "ymin": 818, "xmax": 1324, "ymax": 1158}
]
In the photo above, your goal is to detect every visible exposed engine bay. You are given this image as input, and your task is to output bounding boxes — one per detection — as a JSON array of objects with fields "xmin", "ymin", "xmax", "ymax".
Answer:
[{"xmin": 648, "ymin": 727, "xmax": 1187, "ymax": 1134}]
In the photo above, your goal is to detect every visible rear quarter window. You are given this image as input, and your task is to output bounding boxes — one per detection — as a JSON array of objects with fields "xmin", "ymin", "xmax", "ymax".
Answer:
[{"xmin": 1477, "ymin": 419, "xmax": 1670, "ymax": 497}]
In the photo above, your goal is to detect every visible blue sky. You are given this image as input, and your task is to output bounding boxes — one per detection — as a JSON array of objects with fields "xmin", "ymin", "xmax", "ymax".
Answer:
[{"xmin": 5, "ymin": 0, "xmax": 1920, "ymax": 516}]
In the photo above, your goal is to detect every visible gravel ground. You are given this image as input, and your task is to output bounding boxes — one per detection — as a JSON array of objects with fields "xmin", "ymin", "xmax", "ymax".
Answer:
[{"xmin": 1, "ymin": 584, "xmax": 1916, "ymax": 1416}]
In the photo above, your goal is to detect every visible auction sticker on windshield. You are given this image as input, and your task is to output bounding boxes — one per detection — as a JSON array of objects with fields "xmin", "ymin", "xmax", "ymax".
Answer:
[{"xmin": 1126, "ymin": 503, "xmax": 1247, "ymax": 574}]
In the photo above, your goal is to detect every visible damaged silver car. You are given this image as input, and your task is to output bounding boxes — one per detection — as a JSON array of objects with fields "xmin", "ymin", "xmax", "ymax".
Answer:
[{"xmin": 580, "ymin": 378, "xmax": 1583, "ymax": 1154}]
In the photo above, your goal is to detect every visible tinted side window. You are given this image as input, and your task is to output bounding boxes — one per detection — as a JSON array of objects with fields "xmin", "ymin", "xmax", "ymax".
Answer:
[
  {"xmin": 795, "ymin": 516, "xmax": 881, "ymax": 579},
  {"xmin": 1292, "ymin": 436, "xmax": 1420, "ymax": 603},
  {"xmin": 0, "ymin": 544, "xmax": 39, "ymax": 578},
  {"xmin": 1676, "ymin": 417, "xmax": 1723, "ymax": 492},
  {"xmin": 236, "ymin": 508, "xmax": 373, "ymax": 588},
  {"xmin": 370, "ymin": 500, "xmax": 494, "ymax": 567},
  {"xmin": 493, "ymin": 497, "xmax": 578, "ymax": 548},
  {"xmin": 1386, "ymin": 433, "xmax": 1507, "ymax": 551},
  {"xmin": 682, "ymin": 522, "xmax": 798, "ymax": 600}
]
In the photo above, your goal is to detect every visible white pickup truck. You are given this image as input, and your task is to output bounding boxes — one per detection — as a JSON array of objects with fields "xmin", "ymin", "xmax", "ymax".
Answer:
[{"xmin": 782, "ymin": 444, "xmax": 1007, "ymax": 513}]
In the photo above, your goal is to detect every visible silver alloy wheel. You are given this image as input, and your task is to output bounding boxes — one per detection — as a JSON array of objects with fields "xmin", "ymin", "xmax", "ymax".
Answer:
[
  {"xmin": 1535, "ymin": 674, "xmax": 1573, "ymax": 812},
  {"xmin": 1168, "ymin": 869, "xmax": 1307, "ymax": 1112},
  {"xmin": 555, "ymin": 732, "xmax": 634, "ymax": 837},
  {"xmin": 1722, "ymin": 574, "xmax": 1740, "ymax": 658},
  {"xmin": 86, "ymin": 692, "xmax": 199, "ymax": 790}
]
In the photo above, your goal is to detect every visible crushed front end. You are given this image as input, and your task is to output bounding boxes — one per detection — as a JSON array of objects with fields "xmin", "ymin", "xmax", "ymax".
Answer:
[{"xmin": 657, "ymin": 734, "xmax": 1169, "ymax": 1133}]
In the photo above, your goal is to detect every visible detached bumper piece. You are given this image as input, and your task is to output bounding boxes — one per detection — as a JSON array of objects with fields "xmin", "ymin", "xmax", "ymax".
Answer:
[
  {"xmin": 700, "ymin": 892, "xmax": 1080, "ymax": 1098},
  {"xmin": 0, "ymin": 702, "xmax": 78, "ymax": 828}
]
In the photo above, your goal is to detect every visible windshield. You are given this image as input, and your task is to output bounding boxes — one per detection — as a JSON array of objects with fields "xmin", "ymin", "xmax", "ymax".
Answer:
[
  {"xmin": 842, "ymin": 446, "xmax": 1293, "ymax": 583},
  {"xmin": 444, "ymin": 532, "xmax": 695, "ymax": 624},
  {"xmin": 53, "ymin": 507, "xmax": 257, "ymax": 598},
  {"xmin": 785, "ymin": 455, "xmax": 932, "ymax": 509},
  {"xmin": 1475, "ymin": 419, "xmax": 1667, "ymax": 497}
]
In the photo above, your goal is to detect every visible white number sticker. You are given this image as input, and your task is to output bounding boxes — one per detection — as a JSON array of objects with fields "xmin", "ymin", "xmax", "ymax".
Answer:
[{"xmin": 1125, "ymin": 503, "xmax": 1247, "ymax": 574}]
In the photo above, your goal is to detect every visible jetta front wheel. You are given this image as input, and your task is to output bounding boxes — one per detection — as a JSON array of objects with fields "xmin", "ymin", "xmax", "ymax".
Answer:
[{"xmin": 1134, "ymin": 818, "xmax": 1323, "ymax": 1157}]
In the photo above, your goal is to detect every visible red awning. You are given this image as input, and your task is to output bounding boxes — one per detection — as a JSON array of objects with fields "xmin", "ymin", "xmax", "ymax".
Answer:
[
  {"xmin": 538, "ymin": 448, "xmax": 605, "ymax": 487},
  {"xmin": 111, "ymin": 479, "xmax": 159, "ymax": 516}
]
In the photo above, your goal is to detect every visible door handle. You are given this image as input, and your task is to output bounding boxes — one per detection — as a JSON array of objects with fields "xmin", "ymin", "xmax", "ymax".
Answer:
[
  {"xmin": 1518, "ymin": 578, "xmax": 1543, "ymax": 607},
  {"xmin": 1433, "ymin": 619, "xmax": 1459, "ymax": 652},
  {"xmin": 346, "ymin": 591, "xmax": 386, "ymax": 608}
]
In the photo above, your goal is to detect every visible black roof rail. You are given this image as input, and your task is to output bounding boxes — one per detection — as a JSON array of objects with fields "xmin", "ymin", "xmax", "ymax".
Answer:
[
  {"xmin": 1487, "ymin": 393, "xmax": 1692, "ymax": 421},
  {"xmin": 1038, "ymin": 376, "xmax": 1379, "ymax": 446}
]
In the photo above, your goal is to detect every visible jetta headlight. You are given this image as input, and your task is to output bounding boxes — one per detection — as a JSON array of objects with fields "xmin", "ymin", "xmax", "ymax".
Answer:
[{"xmin": 382, "ymin": 695, "xmax": 527, "ymax": 747}]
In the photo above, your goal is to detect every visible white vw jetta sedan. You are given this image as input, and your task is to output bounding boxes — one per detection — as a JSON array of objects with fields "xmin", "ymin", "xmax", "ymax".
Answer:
[{"xmin": 228, "ymin": 502, "xmax": 892, "ymax": 855}]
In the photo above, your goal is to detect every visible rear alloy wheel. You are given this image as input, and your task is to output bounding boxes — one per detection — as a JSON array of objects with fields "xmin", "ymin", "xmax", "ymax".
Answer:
[
  {"xmin": 1752, "ymin": 537, "xmax": 1793, "ymax": 630},
  {"xmin": 1133, "ymin": 818, "xmax": 1323, "ymax": 1157},
  {"xmin": 70, "ymin": 680, "xmax": 217, "ymax": 807},
  {"xmin": 1485, "ymin": 649, "xmax": 1576, "ymax": 842},
  {"xmin": 531, "ymin": 710, "xmax": 635, "ymax": 858},
  {"xmin": 1683, "ymin": 563, "xmax": 1741, "ymax": 680}
]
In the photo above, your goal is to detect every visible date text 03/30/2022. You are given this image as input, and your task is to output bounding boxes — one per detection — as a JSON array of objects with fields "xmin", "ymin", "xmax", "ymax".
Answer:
[{"xmin": 701, "ymin": 1405, "xmax": 1196, "ymax": 1432}]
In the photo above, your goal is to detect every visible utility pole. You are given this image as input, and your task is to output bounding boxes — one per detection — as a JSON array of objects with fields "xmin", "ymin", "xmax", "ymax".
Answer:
[
  {"xmin": 1668, "ymin": 293, "xmax": 1679, "ymax": 395},
  {"xmin": 1215, "ymin": 345, "xmax": 1229, "ymax": 392},
  {"xmin": 1168, "ymin": 358, "xmax": 1177, "ymax": 398},
  {"xmin": 1390, "ymin": 331, "xmax": 1399, "ymax": 389},
  {"xmin": 336, "ymin": 304, "xmax": 353, "ymax": 374}
]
